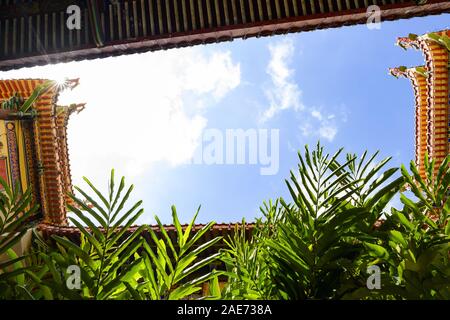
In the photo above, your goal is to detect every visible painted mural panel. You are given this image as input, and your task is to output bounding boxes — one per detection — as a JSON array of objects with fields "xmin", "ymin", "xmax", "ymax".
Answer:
[{"xmin": 5, "ymin": 121, "xmax": 22, "ymax": 192}]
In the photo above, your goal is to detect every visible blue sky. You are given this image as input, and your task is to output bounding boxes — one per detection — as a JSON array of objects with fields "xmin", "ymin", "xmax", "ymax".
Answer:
[{"xmin": 2, "ymin": 14, "xmax": 449, "ymax": 225}]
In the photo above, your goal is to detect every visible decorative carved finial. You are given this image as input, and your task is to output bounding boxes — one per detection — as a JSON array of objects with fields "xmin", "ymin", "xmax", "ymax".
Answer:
[{"xmin": 396, "ymin": 34, "xmax": 420, "ymax": 50}]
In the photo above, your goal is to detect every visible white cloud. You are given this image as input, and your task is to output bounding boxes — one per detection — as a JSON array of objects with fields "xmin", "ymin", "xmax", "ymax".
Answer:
[
  {"xmin": 262, "ymin": 38, "xmax": 302, "ymax": 121},
  {"xmin": 1, "ymin": 47, "xmax": 241, "ymax": 187},
  {"xmin": 262, "ymin": 37, "xmax": 346, "ymax": 142}
]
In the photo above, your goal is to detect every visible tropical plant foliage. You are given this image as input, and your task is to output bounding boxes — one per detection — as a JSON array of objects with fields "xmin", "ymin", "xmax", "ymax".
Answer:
[
  {"xmin": 361, "ymin": 154, "xmax": 450, "ymax": 299},
  {"xmin": 0, "ymin": 144, "xmax": 449, "ymax": 300},
  {"xmin": 34, "ymin": 169, "xmax": 146, "ymax": 299},
  {"xmin": 220, "ymin": 144, "xmax": 449, "ymax": 300},
  {"xmin": 220, "ymin": 201, "xmax": 281, "ymax": 300},
  {"xmin": 125, "ymin": 206, "xmax": 223, "ymax": 300}
]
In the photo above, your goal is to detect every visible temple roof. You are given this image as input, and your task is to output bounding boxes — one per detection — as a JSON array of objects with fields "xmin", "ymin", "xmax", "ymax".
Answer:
[
  {"xmin": 391, "ymin": 29, "xmax": 449, "ymax": 178},
  {"xmin": 0, "ymin": 78, "xmax": 83, "ymax": 225}
]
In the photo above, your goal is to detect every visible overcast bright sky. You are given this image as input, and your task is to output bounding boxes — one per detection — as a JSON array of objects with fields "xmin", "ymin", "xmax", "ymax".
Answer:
[{"xmin": 1, "ymin": 14, "xmax": 449, "ymax": 225}]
